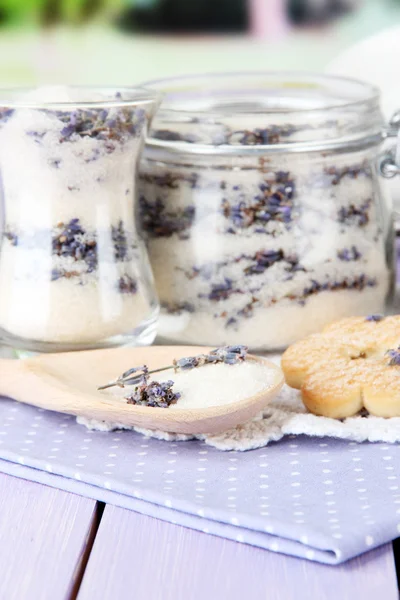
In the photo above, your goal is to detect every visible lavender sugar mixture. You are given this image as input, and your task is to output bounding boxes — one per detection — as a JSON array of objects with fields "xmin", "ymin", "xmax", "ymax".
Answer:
[
  {"xmin": 95, "ymin": 346, "xmax": 275, "ymax": 418},
  {"xmin": 0, "ymin": 86, "xmax": 157, "ymax": 346},
  {"xmin": 139, "ymin": 144, "xmax": 391, "ymax": 349},
  {"xmin": 99, "ymin": 345, "xmax": 248, "ymax": 397}
]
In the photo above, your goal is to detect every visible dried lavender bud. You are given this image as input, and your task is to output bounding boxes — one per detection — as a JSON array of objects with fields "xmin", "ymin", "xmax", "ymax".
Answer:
[
  {"xmin": 222, "ymin": 200, "xmax": 254, "ymax": 228},
  {"xmin": 210, "ymin": 345, "xmax": 248, "ymax": 364},
  {"xmin": 112, "ymin": 221, "xmax": 129, "ymax": 261},
  {"xmin": 121, "ymin": 365, "xmax": 148, "ymax": 379},
  {"xmin": 14, "ymin": 219, "xmax": 136, "ymax": 283},
  {"xmin": 126, "ymin": 379, "xmax": 180, "ymax": 408},
  {"xmin": 52, "ymin": 219, "xmax": 98, "ymax": 273},
  {"xmin": 173, "ymin": 345, "xmax": 248, "ymax": 372},
  {"xmin": 222, "ymin": 171, "xmax": 295, "ymax": 230},
  {"xmin": 228, "ymin": 125, "xmax": 297, "ymax": 146},
  {"xmin": 224, "ymin": 352, "xmax": 244, "ymax": 365},
  {"xmin": 244, "ymin": 249, "xmax": 284, "ymax": 275},
  {"xmin": 139, "ymin": 196, "xmax": 195, "ymax": 239},
  {"xmin": 218, "ymin": 274, "xmax": 378, "ymax": 329},
  {"xmin": 118, "ymin": 275, "xmax": 137, "ymax": 294},
  {"xmin": 140, "ymin": 171, "xmax": 199, "ymax": 190},
  {"xmin": 4, "ymin": 231, "xmax": 18, "ymax": 246},
  {"xmin": 0, "ymin": 108, "xmax": 13, "ymax": 125},
  {"xmin": 144, "ymin": 173, "xmax": 178, "ymax": 188},
  {"xmin": 325, "ymin": 163, "xmax": 372, "ymax": 186},
  {"xmin": 140, "ymin": 172, "xmax": 179, "ymax": 188},
  {"xmin": 125, "ymin": 374, "xmax": 149, "ymax": 389},
  {"xmin": 302, "ymin": 275, "xmax": 376, "ymax": 298},
  {"xmin": 185, "ymin": 251, "xmax": 301, "ymax": 284},
  {"xmin": 366, "ymin": 314, "xmax": 384, "ymax": 322},
  {"xmin": 151, "ymin": 129, "xmax": 200, "ymax": 144},
  {"xmin": 237, "ymin": 297, "xmax": 260, "ymax": 319},
  {"xmin": 161, "ymin": 301, "xmax": 195, "ymax": 315},
  {"xmin": 173, "ymin": 356, "xmax": 201, "ymax": 370},
  {"xmin": 57, "ymin": 106, "xmax": 145, "ymax": 147},
  {"xmin": 338, "ymin": 200, "xmax": 371, "ymax": 227},
  {"xmin": 207, "ymin": 278, "xmax": 237, "ymax": 302},
  {"xmin": 173, "ymin": 353, "xmax": 211, "ymax": 371},
  {"xmin": 49, "ymin": 158, "xmax": 61, "ymax": 169},
  {"xmin": 149, "ymin": 120, "xmax": 308, "ymax": 147},
  {"xmin": 216, "ymin": 344, "xmax": 247, "ymax": 355},
  {"xmin": 387, "ymin": 348, "xmax": 400, "ymax": 366},
  {"xmin": 98, "ymin": 365, "xmax": 149, "ymax": 390},
  {"xmin": 337, "ymin": 246, "xmax": 362, "ymax": 262},
  {"xmin": 186, "ymin": 263, "xmax": 215, "ymax": 281},
  {"xmin": 226, "ymin": 317, "xmax": 238, "ymax": 328}
]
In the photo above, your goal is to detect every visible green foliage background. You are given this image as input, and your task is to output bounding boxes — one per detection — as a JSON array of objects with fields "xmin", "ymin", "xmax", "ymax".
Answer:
[{"xmin": 0, "ymin": 0, "xmax": 125, "ymax": 25}]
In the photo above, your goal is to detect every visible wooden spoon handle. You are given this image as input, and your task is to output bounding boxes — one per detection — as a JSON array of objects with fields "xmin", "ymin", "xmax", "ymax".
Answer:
[
  {"xmin": 0, "ymin": 358, "xmax": 27, "ymax": 399},
  {"xmin": 0, "ymin": 358, "xmax": 87, "ymax": 415},
  {"xmin": 0, "ymin": 358, "xmax": 82, "ymax": 415},
  {"xmin": 0, "ymin": 357, "xmax": 131, "ymax": 421}
]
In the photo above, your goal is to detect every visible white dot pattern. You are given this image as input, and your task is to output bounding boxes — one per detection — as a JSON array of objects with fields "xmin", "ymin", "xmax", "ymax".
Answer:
[{"xmin": 1, "ymin": 399, "xmax": 400, "ymax": 565}]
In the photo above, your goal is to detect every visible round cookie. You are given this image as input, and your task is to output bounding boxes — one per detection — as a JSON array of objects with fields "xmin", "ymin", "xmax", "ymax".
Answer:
[{"xmin": 281, "ymin": 314, "xmax": 400, "ymax": 418}]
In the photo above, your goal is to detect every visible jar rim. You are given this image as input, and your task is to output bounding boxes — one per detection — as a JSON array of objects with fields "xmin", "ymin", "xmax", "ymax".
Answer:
[
  {"xmin": 143, "ymin": 71, "xmax": 380, "ymax": 115},
  {"xmin": 142, "ymin": 71, "xmax": 384, "ymax": 155},
  {"xmin": 0, "ymin": 85, "xmax": 161, "ymax": 110},
  {"xmin": 144, "ymin": 132, "xmax": 384, "ymax": 161}
]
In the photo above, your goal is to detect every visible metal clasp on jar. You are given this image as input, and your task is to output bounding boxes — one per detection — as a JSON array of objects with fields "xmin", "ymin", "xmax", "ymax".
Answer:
[{"xmin": 380, "ymin": 111, "xmax": 400, "ymax": 178}]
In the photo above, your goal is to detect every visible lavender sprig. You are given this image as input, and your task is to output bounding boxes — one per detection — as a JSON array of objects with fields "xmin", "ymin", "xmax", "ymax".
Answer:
[
  {"xmin": 98, "ymin": 364, "xmax": 153, "ymax": 390},
  {"xmin": 97, "ymin": 345, "xmax": 248, "ymax": 391},
  {"xmin": 173, "ymin": 345, "xmax": 247, "ymax": 370}
]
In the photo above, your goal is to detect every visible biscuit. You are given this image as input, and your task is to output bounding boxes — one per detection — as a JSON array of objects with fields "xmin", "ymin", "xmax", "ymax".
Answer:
[{"xmin": 281, "ymin": 314, "xmax": 400, "ymax": 419}]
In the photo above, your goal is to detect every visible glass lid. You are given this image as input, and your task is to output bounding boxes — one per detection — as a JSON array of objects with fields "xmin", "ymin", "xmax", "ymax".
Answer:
[{"xmin": 142, "ymin": 72, "xmax": 384, "ymax": 155}]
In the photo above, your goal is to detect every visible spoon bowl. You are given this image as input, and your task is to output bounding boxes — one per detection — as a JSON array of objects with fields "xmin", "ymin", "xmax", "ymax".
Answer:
[{"xmin": 0, "ymin": 346, "xmax": 284, "ymax": 434}]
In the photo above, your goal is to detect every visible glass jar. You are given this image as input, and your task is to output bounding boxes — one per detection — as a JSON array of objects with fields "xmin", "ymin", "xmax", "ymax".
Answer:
[
  {"xmin": 0, "ymin": 86, "xmax": 160, "ymax": 353},
  {"xmin": 139, "ymin": 73, "xmax": 396, "ymax": 351}
]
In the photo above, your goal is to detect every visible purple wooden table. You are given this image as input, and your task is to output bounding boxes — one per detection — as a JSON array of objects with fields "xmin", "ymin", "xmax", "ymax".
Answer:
[{"xmin": 0, "ymin": 472, "xmax": 398, "ymax": 599}]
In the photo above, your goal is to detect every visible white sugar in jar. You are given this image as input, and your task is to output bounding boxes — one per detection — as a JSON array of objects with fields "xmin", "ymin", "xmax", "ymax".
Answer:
[
  {"xmin": 0, "ymin": 86, "xmax": 160, "ymax": 353},
  {"xmin": 138, "ymin": 73, "xmax": 396, "ymax": 350}
]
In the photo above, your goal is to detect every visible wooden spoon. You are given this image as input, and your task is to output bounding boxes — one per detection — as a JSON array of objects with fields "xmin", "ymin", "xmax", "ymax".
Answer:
[{"xmin": 0, "ymin": 346, "xmax": 283, "ymax": 434}]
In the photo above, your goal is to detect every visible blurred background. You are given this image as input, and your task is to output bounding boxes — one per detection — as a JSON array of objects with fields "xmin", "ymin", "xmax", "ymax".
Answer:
[{"xmin": 0, "ymin": 0, "xmax": 399, "ymax": 86}]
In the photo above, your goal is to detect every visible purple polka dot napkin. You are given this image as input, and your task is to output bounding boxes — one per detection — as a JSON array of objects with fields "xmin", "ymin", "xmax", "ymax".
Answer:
[{"xmin": 0, "ymin": 396, "xmax": 399, "ymax": 564}]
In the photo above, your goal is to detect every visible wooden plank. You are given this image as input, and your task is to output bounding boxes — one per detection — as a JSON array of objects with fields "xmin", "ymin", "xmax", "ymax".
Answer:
[
  {"xmin": 78, "ymin": 506, "xmax": 399, "ymax": 600},
  {"xmin": 0, "ymin": 473, "xmax": 98, "ymax": 600}
]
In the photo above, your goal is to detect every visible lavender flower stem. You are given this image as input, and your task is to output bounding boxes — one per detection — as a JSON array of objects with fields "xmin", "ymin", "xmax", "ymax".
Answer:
[
  {"xmin": 97, "ymin": 345, "xmax": 248, "ymax": 391},
  {"xmin": 98, "ymin": 365, "xmax": 173, "ymax": 390}
]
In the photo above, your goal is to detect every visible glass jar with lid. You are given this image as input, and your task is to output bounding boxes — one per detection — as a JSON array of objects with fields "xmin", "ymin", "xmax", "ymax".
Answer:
[{"xmin": 138, "ymin": 72, "xmax": 397, "ymax": 350}]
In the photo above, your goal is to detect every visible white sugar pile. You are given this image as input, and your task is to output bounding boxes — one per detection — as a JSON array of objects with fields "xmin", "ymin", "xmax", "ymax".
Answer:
[{"xmin": 160, "ymin": 360, "xmax": 278, "ymax": 409}]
